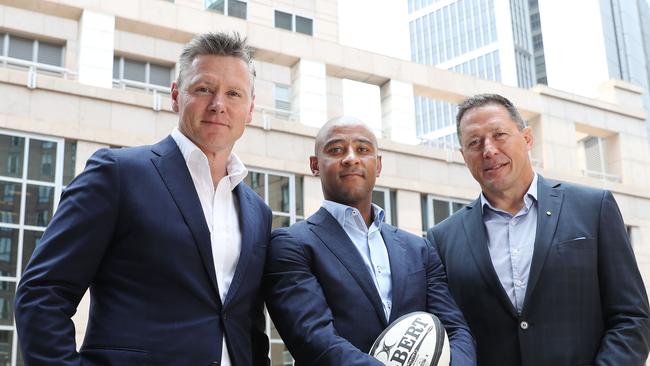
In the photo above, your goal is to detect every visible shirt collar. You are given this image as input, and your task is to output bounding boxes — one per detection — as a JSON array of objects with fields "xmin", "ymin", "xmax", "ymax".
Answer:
[
  {"xmin": 480, "ymin": 172, "xmax": 538, "ymax": 215},
  {"xmin": 171, "ymin": 127, "xmax": 248, "ymax": 190},
  {"xmin": 322, "ymin": 200, "xmax": 385, "ymax": 229}
]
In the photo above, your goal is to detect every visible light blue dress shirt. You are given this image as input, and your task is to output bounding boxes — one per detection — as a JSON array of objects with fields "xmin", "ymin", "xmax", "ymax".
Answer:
[
  {"xmin": 481, "ymin": 173, "xmax": 538, "ymax": 314},
  {"xmin": 322, "ymin": 200, "xmax": 393, "ymax": 321}
]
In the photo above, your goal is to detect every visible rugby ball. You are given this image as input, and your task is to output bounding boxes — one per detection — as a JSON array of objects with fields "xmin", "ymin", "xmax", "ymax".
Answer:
[{"xmin": 370, "ymin": 311, "xmax": 450, "ymax": 366}]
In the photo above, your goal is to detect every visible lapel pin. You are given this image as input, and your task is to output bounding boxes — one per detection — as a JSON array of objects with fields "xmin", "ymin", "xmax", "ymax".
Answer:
[{"xmin": 546, "ymin": 211, "xmax": 551, "ymax": 216}]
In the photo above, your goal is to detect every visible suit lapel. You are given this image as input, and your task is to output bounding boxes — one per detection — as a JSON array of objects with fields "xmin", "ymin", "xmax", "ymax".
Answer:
[
  {"xmin": 308, "ymin": 208, "xmax": 387, "ymax": 325},
  {"xmin": 463, "ymin": 200, "xmax": 518, "ymax": 317},
  {"xmin": 151, "ymin": 136, "xmax": 221, "ymax": 303},
  {"xmin": 523, "ymin": 176, "xmax": 563, "ymax": 309},
  {"xmin": 223, "ymin": 184, "xmax": 256, "ymax": 306},
  {"xmin": 382, "ymin": 224, "xmax": 407, "ymax": 325}
]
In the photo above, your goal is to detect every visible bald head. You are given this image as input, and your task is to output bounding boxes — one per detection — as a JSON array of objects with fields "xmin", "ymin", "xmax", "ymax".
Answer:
[
  {"xmin": 314, "ymin": 116, "xmax": 378, "ymax": 156},
  {"xmin": 309, "ymin": 116, "xmax": 382, "ymax": 219}
]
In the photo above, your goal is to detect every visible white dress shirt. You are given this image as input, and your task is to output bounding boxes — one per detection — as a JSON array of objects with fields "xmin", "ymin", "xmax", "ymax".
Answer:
[{"xmin": 171, "ymin": 128, "xmax": 247, "ymax": 366}]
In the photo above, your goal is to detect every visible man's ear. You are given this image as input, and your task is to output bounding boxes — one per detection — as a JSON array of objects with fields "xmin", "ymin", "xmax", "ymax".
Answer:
[
  {"xmin": 171, "ymin": 81, "xmax": 180, "ymax": 113},
  {"xmin": 376, "ymin": 155, "xmax": 382, "ymax": 177},
  {"xmin": 309, "ymin": 156, "xmax": 320, "ymax": 176}
]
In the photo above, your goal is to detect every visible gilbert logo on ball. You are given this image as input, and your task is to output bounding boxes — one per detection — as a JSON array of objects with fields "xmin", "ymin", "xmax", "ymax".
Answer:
[{"xmin": 370, "ymin": 311, "xmax": 450, "ymax": 366}]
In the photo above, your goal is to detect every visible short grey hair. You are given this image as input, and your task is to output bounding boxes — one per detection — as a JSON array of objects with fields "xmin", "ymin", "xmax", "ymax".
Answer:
[
  {"xmin": 177, "ymin": 31, "xmax": 255, "ymax": 95},
  {"xmin": 456, "ymin": 94, "xmax": 526, "ymax": 143}
]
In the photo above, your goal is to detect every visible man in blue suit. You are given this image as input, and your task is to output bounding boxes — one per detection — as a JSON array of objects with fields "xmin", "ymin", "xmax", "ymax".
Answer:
[
  {"xmin": 264, "ymin": 117, "xmax": 476, "ymax": 365},
  {"xmin": 427, "ymin": 94, "xmax": 650, "ymax": 365},
  {"xmin": 15, "ymin": 32, "xmax": 271, "ymax": 365}
]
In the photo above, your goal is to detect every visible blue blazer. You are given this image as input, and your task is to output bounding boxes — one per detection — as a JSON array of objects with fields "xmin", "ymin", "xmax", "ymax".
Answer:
[
  {"xmin": 15, "ymin": 136, "xmax": 272, "ymax": 366},
  {"xmin": 427, "ymin": 175, "xmax": 650, "ymax": 366},
  {"xmin": 264, "ymin": 207, "xmax": 476, "ymax": 366}
]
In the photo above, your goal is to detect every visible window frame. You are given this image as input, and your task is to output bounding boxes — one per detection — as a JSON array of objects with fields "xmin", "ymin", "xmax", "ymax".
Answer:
[
  {"xmin": 204, "ymin": 0, "xmax": 248, "ymax": 19},
  {"xmin": 273, "ymin": 10, "xmax": 314, "ymax": 36},
  {"xmin": 112, "ymin": 56, "xmax": 173, "ymax": 94}
]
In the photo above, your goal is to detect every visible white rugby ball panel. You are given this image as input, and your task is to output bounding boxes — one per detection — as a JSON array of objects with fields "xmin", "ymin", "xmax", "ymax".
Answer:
[{"xmin": 370, "ymin": 311, "xmax": 450, "ymax": 366}]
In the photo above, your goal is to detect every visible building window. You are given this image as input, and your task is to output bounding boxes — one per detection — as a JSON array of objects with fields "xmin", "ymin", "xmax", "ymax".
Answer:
[
  {"xmin": 421, "ymin": 194, "xmax": 467, "ymax": 234},
  {"xmin": 0, "ymin": 129, "xmax": 73, "ymax": 365},
  {"xmin": 274, "ymin": 10, "xmax": 313, "ymax": 36},
  {"xmin": 113, "ymin": 56, "xmax": 173, "ymax": 93},
  {"xmin": 578, "ymin": 135, "xmax": 620, "ymax": 182},
  {"xmin": 1, "ymin": 33, "xmax": 64, "ymax": 68},
  {"xmin": 204, "ymin": 0, "xmax": 247, "ymax": 19},
  {"xmin": 274, "ymin": 84, "xmax": 292, "ymax": 112},
  {"xmin": 243, "ymin": 169, "xmax": 303, "ymax": 229},
  {"xmin": 372, "ymin": 187, "xmax": 397, "ymax": 226}
]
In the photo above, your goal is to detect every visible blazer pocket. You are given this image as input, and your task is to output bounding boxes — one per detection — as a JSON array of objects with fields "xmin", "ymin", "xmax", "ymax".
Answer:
[
  {"xmin": 81, "ymin": 346, "xmax": 149, "ymax": 366},
  {"xmin": 556, "ymin": 237, "xmax": 595, "ymax": 253}
]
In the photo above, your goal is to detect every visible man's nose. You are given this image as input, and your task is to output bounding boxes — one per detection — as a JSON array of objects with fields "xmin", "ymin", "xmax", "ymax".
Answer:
[
  {"xmin": 208, "ymin": 95, "xmax": 224, "ymax": 113},
  {"xmin": 482, "ymin": 138, "xmax": 498, "ymax": 158},
  {"xmin": 342, "ymin": 147, "xmax": 359, "ymax": 165}
]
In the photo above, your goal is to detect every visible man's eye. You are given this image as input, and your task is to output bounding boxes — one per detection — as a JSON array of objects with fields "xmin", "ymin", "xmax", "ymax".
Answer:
[
  {"xmin": 195, "ymin": 87, "xmax": 210, "ymax": 93},
  {"xmin": 328, "ymin": 147, "xmax": 343, "ymax": 154},
  {"xmin": 227, "ymin": 90, "xmax": 242, "ymax": 97}
]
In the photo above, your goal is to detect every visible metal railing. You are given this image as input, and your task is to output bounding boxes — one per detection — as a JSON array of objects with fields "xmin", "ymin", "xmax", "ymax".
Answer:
[
  {"xmin": 0, "ymin": 55, "xmax": 76, "ymax": 80},
  {"xmin": 582, "ymin": 169, "xmax": 622, "ymax": 183},
  {"xmin": 255, "ymin": 105, "xmax": 298, "ymax": 130}
]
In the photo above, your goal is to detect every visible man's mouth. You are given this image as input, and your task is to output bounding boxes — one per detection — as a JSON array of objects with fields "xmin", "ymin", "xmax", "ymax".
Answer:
[{"xmin": 484, "ymin": 162, "xmax": 508, "ymax": 172}]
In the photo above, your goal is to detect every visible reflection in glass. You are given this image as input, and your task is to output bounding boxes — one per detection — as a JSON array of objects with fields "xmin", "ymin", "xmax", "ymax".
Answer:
[
  {"xmin": 63, "ymin": 140, "xmax": 77, "ymax": 186},
  {"xmin": 433, "ymin": 199, "xmax": 451, "ymax": 225},
  {"xmin": 295, "ymin": 176, "xmax": 304, "ymax": 217},
  {"xmin": 22, "ymin": 230, "xmax": 43, "ymax": 273},
  {"xmin": 0, "ymin": 228, "xmax": 17, "ymax": 276},
  {"xmin": 268, "ymin": 175, "xmax": 289, "ymax": 213},
  {"xmin": 272, "ymin": 215, "xmax": 290, "ymax": 229},
  {"xmin": 0, "ymin": 282, "xmax": 16, "ymax": 326},
  {"xmin": 452, "ymin": 202, "xmax": 465, "ymax": 213},
  {"xmin": 0, "ymin": 181, "xmax": 21, "ymax": 224},
  {"xmin": 28, "ymin": 139, "xmax": 57, "ymax": 182},
  {"xmin": 0, "ymin": 329, "xmax": 13, "ymax": 366},
  {"xmin": 0, "ymin": 135, "xmax": 25, "ymax": 178},
  {"xmin": 274, "ymin": 11, "xmax": 292, "ymax": 30},
  {"xmin": 25, "ymin": 185, "xmax": 53, "ymax": 227},
  {"xmin": 372, "ymin": 190, "xmax": 385, "ymax": 211},
  {"xmin": 245, "ymin": 172, "xmax": 265, "ymax": 200}
]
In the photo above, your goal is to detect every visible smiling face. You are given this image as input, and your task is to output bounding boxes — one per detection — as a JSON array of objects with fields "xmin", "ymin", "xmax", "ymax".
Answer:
[
  {"xmin": 459, "ymin": 103, "xmax": 534, "ymax": 200},
  {"xmin": 310, "ymin": 121, "xmax": 382, "ymax": 211},
  {"xmin": 171, "ymin": 54, "xmax": 254, "ymax": 156}
]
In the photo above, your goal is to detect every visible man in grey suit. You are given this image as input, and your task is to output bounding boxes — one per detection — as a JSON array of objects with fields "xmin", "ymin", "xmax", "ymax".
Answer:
[{"xmin": 427, "ymin": 93, "xmax": 650, "ymax": 365}]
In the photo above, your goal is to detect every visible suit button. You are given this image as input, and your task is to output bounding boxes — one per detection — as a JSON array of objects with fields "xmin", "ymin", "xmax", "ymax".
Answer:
[
  {"xmin": 210, "ymin": 362, "xmax": 220, "ymax": 366},
  {"xmin": 222, "ymin": 312, "xmax": 228, "ymax": 320},
  {"xmin": 520, "ymin": 321, "xmax": 529, "ymax": 330}
]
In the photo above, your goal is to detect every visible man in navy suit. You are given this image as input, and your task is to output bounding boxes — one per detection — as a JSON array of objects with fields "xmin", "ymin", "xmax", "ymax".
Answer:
[
  {"xmin": 427, "ymin": 94, "xmax": 650, "ymax": 365},
  {"xmin": 15, "ymin": 32, "xmax": 271, "ymax": 365},
  {"xmin": 264, "ymin": 117, "xmax": 476, "ymax": 365}
]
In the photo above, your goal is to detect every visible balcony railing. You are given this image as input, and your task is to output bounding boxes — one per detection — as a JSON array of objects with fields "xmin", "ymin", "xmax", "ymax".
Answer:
[
  {"xmin": 582, "ymin": 169, "xmax": 622, "ymax": 183},
  {"xmin": 255, "ymin": 105, "xmax": 297, "ymax": 130},
  {"xmin": 0, "ymin": 55, "xmax": 77, "ymax": 80}
]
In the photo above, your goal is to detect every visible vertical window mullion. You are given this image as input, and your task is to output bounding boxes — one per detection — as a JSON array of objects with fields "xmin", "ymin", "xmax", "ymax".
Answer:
[
  {"xmin": 32, "ymin": 40, "xmax": 39, "ymax": 65},
  {"xmin": 288, "ymin": 175, "xmax": 295, "ymax": 225},
  {"xmin": 145, "ymin": 62, "xmax": 151, "ymax": 90}
]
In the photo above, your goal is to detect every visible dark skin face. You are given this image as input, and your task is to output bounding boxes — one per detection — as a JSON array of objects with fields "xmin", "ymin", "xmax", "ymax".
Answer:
[{"xmin": 310, "ymin": 121, "xmax": 382, "ymax": 226}]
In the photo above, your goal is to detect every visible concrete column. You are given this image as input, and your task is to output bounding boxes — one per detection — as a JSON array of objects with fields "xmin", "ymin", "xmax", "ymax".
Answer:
[
  {"xmin": 74, "ymin": 141, "xmax": 110, "ymax": 175},
  {"xmin": 302, "ymin": 175, "xmax": 323, "ymax": 217},
  {"xmin": 380, "ymin": 80, "xmax": 417, "ymax": 145},
  {"xmin": 291, "ymin": 59, "xmax": 328, "ymax": 128},
  {"xmin": 77, "ymin": 10, "xmax": 115, "ymax": 88},
  {"xmin": 396, "ymin": 189, "xmax": 423, "ymax": 236}
]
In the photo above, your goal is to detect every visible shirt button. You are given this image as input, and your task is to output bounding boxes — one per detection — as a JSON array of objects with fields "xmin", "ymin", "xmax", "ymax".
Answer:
[
  {"xmin": 520, "ymin": 321, "xmax": 529, "ymax": 330},
  {"xmin": 376, "ymin": 266, "xmax": 383, "ymax": 273}
]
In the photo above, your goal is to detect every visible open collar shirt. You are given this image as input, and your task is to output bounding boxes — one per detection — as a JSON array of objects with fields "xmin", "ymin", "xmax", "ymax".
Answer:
[
  {"xmin": 172, "ymin": 127, "xmax": 248, "ymax": 366},
  {"xmin": 322, "ymin": 200, "xmax": 393, "ymax": 321},
  {"xmin": 481, "ymin": 173, "xmax": 538, "ymax": 314}
]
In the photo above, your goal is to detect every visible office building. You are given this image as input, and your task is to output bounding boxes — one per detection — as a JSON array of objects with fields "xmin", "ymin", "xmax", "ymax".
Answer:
[{"xmin": 0, "ymin": 0, "xmax": 648, "ymax": 364}]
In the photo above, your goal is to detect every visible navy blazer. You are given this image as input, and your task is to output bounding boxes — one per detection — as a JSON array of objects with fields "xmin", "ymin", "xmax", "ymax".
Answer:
[
  {"xmin": 15, "ymin": 136, "xmax": 272, "ymax": 366},
  {"xmin": 264, "ymin": 207, "xmax": 476, "ymax": 366},
  {"xmin": 427, "ymin": 175, "xmax": 650, "ymax": 366}
]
